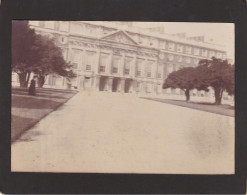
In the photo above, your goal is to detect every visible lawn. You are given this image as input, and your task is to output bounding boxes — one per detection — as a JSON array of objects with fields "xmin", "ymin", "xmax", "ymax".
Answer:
[
  {"xmin": 142, "ymin": 97, "xmax": 234, "ymax": 117},
  {"xmin": 11, "ymin": 87, "xmax": 77, "ymax": 142}
]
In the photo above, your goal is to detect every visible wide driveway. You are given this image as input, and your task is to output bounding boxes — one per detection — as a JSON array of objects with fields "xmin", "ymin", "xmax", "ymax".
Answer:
[{"xmin": 12, "ymin": 91, "xmax": 234, "ymax": 174}]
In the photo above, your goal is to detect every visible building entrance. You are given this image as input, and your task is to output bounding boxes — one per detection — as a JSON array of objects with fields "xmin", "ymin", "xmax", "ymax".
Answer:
[
  {"xmin": 99, "ymin": 76, "xmax": 108, "ymax": 91},
  {"xmin": 124, "ymin": 79, "xmax": 132, "ymax": 93},
  {"xmin": 112, "ymin": 78, "xmax": 120, "ymax": 92}
]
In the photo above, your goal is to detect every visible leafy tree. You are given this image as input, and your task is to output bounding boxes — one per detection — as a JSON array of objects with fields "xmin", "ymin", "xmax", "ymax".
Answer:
[
  {"xmin": 197, "ymin": 57, "xmax": 234, "ymax": 105},
  {"xmin": 12, "ymin": 21, "xmax": 39, "ymax": 87},
  {"xmin": 163, "ymin": 67, "xmax": 208, "ymax": 101},
  {"xmin": 12, "ymin": 21, "xmax": 76, "ymax": 88},
  {"xmin": 32, "ymin": 35, "xmax": 76, "ymax": 87}
]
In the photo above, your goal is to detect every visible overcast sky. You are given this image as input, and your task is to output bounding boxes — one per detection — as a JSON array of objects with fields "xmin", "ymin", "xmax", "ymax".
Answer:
[{"xmin": 133, "ymin": 22, "xmax": 235, "ymax": 61}]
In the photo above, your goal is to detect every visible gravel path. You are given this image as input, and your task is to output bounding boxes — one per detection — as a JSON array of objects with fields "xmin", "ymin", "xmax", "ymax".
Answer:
[{"xmin": 11, "ymin": 91, "xmax": 234, "ymax": 174}]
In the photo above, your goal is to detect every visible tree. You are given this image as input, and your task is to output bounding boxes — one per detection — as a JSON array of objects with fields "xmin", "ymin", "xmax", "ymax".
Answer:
[
  {"xmin": 12, "ymin": 21, "xmax": 76, "ymax": 88},
  {"xmin": 197, "ymin": 57, "xmax": 234, "ymax": 105},
  {"xmin": 12, "ymin": 21, "xmax": 39, "ymax": 87},
  {"xmin": 163, "ymin": 67, "xmax": 208, "ymax": 101},
  {"xmin": 32, "ymin": 35, "xmax": 76, "ymax": 88}
]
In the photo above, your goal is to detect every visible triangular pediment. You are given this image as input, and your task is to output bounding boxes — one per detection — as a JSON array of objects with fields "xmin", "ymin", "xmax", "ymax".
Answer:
[{"xmin": 101, "ymin": 30, "xmax": 138, "ymax": 45}]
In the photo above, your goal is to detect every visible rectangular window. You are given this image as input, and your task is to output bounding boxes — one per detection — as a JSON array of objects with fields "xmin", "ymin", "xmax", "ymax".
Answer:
[
  {"xmin": 137, "ymin": 71, "xmax": 141, "ymax": 76},
  {"xmin": 72, "ymin": 63, "xmax": 78, "ymax": 69},
  {"xmin": 185, "ymin": 46, "xmax": 192, "ymax": 54},
  {"xmin": 177, "ymin": 45, "xmax": 183, "ymax": 52},
  {"xmin": 157, "ymin": 73, "xmax": 162, "ymax": 78},
  {"xmin": 147, "ymin": 72, "xmax": 151, "ymax": 77},
  {"xmin": 112, "ymin": 67, "xmax": 118, "ymax": 73},
  {"xmin": 217, "ymin": 52, "xmax": 222, "ymax": 58},
  {"xmin": 178, "ymin": 56, "xmax": 183, "ymax": 62},
  {"xmin": 168, "ymin": 42, "xmax": 175, "ymax": 51},
  {"xmin": 124, "ymin": 69, "xmax": 130, "ymax": 75},
  {"xmin": 100, "ymin": 66, "xmax": 105, "ymax": 72},
  {"xmin": 186, "ymin": 57, "xmax": 191, "ymax": 64},
  {"xmin": 201, "ymin": 49, "xmax": 208, "ymax": 57},
  {"xmin": 194, "ymin": 48, "xmax": 200, "ymax": 55},
  {"xmin": 86, "ymin": 65, "xmax": 91, "ymax": 71},
  {"xmin": 159, "ymin": 40, "xmax": 166, "ymax": 49},
  {"xmin": 209, "ymin": 50, "xmax": 216, "ymax": 58}
]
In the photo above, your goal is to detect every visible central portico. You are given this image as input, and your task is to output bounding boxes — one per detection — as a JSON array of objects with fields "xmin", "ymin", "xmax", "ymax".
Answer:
[
  {"xmin": 97, "ymin": 76, "xmax": 134, "ymax": 93},
  {"xmin": 69, "ymin": 29, "xmax": 163, "ymax": 94}
]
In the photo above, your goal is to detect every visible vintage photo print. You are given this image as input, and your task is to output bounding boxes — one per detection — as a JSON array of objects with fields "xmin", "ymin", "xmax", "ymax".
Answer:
[{"xmin": 11, "ymin": 21, "xmax": 235, "ymax": 174}]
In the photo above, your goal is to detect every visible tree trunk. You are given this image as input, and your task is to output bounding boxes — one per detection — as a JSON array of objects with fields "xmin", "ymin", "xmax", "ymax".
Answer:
[
  {"xmin": 38, "ymin": 75, "xmax": 46, "ymax": 88},
  {"xmin": 18, "ymin": 72, "xmax": 31, "ymax": 88},
  {"xmin": 214, "ymin": 87, "xmax": 222, "ymax": 105},
  {"xmin": 26, "ymin": 72, "xmax": 31, "ymax": 88},
  {"xmin": 18, "ymin": 72, "xmax": 27, "ymax": 88},
  {"xmin": 185, "ymin": 89, "xmax": 190, "ymax": 102}
]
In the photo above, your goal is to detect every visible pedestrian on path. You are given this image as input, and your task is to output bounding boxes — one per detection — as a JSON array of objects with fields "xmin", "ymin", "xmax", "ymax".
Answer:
[{"xmin": 28, "ymin": 76, "xmax": 36, "ymax": 96}]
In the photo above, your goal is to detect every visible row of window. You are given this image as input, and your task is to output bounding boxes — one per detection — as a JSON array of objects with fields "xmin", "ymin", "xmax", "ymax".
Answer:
[
  {"xmin": 75, "ymin": 62, "xmax": 185, "ymax": 79},
  {"xmin": 98, "ymin": 65, "xmax": 162, "ymax": 78},
  {"xmin": 31, "ymin": 21, "xmax": 226, "ymax": 60},
  {"xmin": 165, "ymin": 50, "xmax": 225, "ymax": 59},
  {"xmin": 166, "ymin": 55, "xmax": 200, "ymax": 64},
  {"xmin": 99, "ymin": 66, "xmax": 130, "ymax": 75},
  {"xmin": 129, "ymin": 34, "xmax": 225, "ymax": 58}
]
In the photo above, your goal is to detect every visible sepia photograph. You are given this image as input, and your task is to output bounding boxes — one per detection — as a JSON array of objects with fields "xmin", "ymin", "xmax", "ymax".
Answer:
[{"xmin": 11, "ymin": 21, "xmax": 235, "ymax": 174}]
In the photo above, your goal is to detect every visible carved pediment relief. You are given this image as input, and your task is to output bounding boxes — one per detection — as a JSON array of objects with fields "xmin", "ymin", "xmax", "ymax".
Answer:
[{"xmin": 101, "ymin": 31, "xmax": 138, "ymax": 45}]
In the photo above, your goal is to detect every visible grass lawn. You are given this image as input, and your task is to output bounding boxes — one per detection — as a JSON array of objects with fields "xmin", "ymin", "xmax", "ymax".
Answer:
[
  {"xmin": 142, "ymin": 97, "xmax": 234, "ymax": 117},
  {"xmin": 11, "ymin": 87, "xmax": 77, "ymax": 142}
]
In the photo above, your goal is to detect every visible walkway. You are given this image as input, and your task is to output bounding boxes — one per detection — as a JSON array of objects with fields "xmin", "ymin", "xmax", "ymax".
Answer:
[{"xmin": 11, "ymin": 91, "xmax": 234, "ymax": 174}]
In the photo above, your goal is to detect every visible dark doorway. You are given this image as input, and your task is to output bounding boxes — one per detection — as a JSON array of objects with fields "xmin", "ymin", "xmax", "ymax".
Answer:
[
  {"xmin": 112, "ymin": 78, "xmax": 120, "ymax": 92},
  {"xmin": 124, "ymin": 79, "xmax": 132, "ymax": 93},
  {"xmin": 99, "ymin": 76, "xmax": 107, "ymax": 91}
]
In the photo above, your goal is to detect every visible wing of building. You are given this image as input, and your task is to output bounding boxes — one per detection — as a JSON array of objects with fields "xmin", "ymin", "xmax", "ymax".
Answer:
[{"xmin": 14, "ymin": 21, "xmax": 227, "ymax": 95}]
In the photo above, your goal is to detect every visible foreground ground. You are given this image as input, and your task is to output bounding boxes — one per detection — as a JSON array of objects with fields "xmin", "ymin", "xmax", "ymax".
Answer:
[
  {"xmin": 11, "ymin": 87, "xmax": 77, "ymax": 142},
  {"xmin": 12, "ymin": 91, "xmax": 234, "ymax": 174}
]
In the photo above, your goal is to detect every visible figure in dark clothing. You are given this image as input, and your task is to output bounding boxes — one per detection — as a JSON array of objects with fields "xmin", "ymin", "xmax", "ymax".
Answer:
[{"xmin": 28, "ymin": 76, "xmax": 36, "ymax": 96}]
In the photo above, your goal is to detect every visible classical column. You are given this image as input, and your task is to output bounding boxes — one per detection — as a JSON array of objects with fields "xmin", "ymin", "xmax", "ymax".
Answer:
[
  {"xmin": 142, "ymin": 82, "xmax": 146, "ymax": 94},
  {"xmin": 117, "ymin": 79, "xmax": 121, "ymax": 92},
  {"xmin": 80, "ymin": 76, "xmax": 85, "ymax": 90},
  {"xmin": 131, "ymin": 55, "xmax": 137, "ymax": 78},
  {"xmin": 107, "ymin": 77, "xmax": 113, "ymax": 92},
  {"xmin": 92, "ymin": 75, "xmax": 100, "ymax": 91},
  {"xmin": 132, "ymin": 80, "xmax": 137, "ymax": 93},
  {"xmin": 129, "ymin": 80, "xmax": 135, "ymax": 93},
  {"xmin": 108, "ymin": 52, "xmax": 113, "ymax": 75},
  {"xmin": 154, "ymin": 83, "xmax": 158, "ymax": 95},
  {"xmin": 94, "ymin": 50, "xmax": 100, "ymax": 74},
  {"xmin": 119, "ymin": 78, "xmax": 126, "ymax": 93},
  {"xmin": 119, "ymin": 52, "xmax": 125, "ymax": 77}
]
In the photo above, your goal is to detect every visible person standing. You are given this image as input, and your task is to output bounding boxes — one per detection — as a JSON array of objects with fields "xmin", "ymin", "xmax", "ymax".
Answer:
[{"xmin": 28, "ymin": 76, "xmax": 36, "ymax": 96}]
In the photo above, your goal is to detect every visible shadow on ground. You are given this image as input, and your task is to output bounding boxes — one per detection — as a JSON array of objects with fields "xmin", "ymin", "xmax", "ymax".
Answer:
[{"xmin": 11, "ymin": 87, "xmax": 77, "ymax": 142}]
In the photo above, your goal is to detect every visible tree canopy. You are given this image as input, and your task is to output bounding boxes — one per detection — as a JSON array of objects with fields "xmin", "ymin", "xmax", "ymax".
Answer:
[
  {"xmin": 12, "ymin": 21, "xmax": 38, "ymax": 87},
  {"xmin": 32, "ymin": 35, "xmax": 76, "ymax": 87},
  {"xmin": 12, "ymin": 21, "xmax": 76, "ymax": 88},
  {"xmin": 163, "ymin": 67, "xmax": 208, "ymax": 101},
  {"xmin": 163, "ymin": 57, "xmax": 234, "ymax": 105},
  {"xmin": 196, "ymin": 57, "xmax": 234, "ymax": 105}
]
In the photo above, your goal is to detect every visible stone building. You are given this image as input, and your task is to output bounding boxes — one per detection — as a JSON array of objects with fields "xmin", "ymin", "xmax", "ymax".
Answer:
[{"xmin": 15, "ymin": 21, "xmax": 228, "ymax": 95}]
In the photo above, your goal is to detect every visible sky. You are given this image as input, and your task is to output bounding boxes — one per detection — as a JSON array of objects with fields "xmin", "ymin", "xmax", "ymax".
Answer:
[{"xmin": 133, "ymin": 22, "xmax": 235, "ymax": 61}]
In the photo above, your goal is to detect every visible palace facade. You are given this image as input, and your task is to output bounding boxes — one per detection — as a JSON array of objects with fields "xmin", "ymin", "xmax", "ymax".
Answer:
[{"xmin": 13, "ymin": 21, "xmax": 227, "ymax": 95}]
